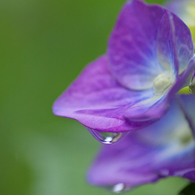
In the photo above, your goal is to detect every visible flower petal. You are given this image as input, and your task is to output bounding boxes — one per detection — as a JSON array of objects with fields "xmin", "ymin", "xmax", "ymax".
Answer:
[
  {"xmin": 177, "ymin": 94, "xmax": 195, "ymax": 136},
  {"xmin": 108, "ymin": 0, "xmax": 165, "ymax": 90},
  {"xmin": 87, "ymin": 99, "xmax": 195, "ymax": 188},
  {"xmin": 157, "ymin": 11, "xmax": 194, "ymax": 75},
  {"xmin": 52, "ymin": 55, "xmax": 152, "ymax": 132},
  {"xmin": 124, "ymin": 57, "xmax": 195, "ymax": 128}
]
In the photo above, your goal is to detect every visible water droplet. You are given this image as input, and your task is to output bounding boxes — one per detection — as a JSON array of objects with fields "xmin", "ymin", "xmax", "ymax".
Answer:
[
  {"xmin": 113, "ymin": 183, "xmax": 126, "ymax": 193},
  {"xmin": 105, "ymin": 183, "xmax": 131, "ymax": 193},
  {"xmin": 87, "ymin": 128, "xmax": 128, "ymax": 144}
]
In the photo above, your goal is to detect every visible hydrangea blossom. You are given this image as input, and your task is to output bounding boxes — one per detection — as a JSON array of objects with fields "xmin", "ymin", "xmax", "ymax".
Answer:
[
  {"xmin": 52, "ymin": 0, "xmax": 195, "ymax": 144},
  {"xmin": 87, "ymin": 95, "xmax": 195, "ymax": 192}
]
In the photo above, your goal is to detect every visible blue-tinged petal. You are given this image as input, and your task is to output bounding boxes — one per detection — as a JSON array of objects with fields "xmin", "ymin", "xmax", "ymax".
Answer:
[
  {"xmin": 52, "ymin": 55, "xmax": 153, "ymax": 132},
  {"xmin": 87, "ymin": 99, "xmax": 195, "ymax": 188},
  {"xmin": 157, "ymin": 11, "xmax": 194, "ymax": 75},
  {"xmin": 108, "ymin": 0, "xmax": 165, "ymax": 90},
  {"xmin": 124, "ymin": 57, "xmax": 195, "ymax": 127},
  {"xmin": 177, "ymin": 94, "xmax": 195, "ymax": 136},
  {"xmin": 166, "ymin": 0, "xmax": 195, "ymax": 45},
  {"xmin": 52, "ymin": 55, "xmax": 195, "ymax": 133}
]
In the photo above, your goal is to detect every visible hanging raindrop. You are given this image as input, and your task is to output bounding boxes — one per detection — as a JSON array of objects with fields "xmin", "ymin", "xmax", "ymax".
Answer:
[
  {"xmin": 105, "ymin": 183, "xmax": 131, "ymax": 193},
  {"xmin": 87, "ymin": 128, "xmax": 128, "ymax": 144}
]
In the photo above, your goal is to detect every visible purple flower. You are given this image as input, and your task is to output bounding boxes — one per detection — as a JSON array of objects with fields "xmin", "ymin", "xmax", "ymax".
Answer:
[
  {"xmin": 87, "ymin": 95, "xmax": 195, "ymax": 192},
  {"xmin": 52, "ymin": 0, "xmax": 195, "ymax": 143}
]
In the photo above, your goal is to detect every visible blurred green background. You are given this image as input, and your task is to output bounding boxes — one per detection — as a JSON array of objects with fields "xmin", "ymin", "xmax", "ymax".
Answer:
[{"xmin": 0, "ymin": 0, "xmax": 188, "ymax": 194}]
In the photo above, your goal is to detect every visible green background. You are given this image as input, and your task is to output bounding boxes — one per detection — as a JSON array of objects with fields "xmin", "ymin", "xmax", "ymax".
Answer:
[{"xmin": 0, "ymin": 0, "xmax": 188, "ymax": 194}]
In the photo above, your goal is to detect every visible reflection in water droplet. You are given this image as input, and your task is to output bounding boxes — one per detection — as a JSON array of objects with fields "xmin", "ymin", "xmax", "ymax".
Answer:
[
  {"xmin": 87, "ymin": 128, "xmax": 128, "ymax": 144},
  {"xmin": 105, "ymin": 183, "xmax": 131, "ymax": 193},
  {"xmin": 113, "ymin": 183, "xmax": 125, "ymax": 193}
]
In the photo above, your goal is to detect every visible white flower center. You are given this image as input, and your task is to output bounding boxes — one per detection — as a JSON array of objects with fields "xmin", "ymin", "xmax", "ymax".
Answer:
[{"xmin": 153, "ymin": 72, "xmax": 173, "ymax": 94}]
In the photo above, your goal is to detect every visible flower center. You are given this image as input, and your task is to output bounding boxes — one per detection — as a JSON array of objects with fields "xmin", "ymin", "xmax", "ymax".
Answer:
[{"xmin": 153, "ymin": 73, "xmax": 173, "ymax": 94}]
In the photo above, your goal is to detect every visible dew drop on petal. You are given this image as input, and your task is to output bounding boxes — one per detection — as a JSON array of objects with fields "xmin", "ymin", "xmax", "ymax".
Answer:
[
  {"xmin": 105, "ymin": 183, "xmax": 131, "ymax": 193},
  {"xmin": 87, "ymin": 128, "xmax": 128, "ymax": 144}
]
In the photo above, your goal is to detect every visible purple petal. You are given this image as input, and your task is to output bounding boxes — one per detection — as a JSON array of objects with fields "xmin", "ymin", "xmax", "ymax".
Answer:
[
  {"xmin": 52, "ymin": 55, "xmax": 152, "ymax": 132},
  {"xmin": 87, "ymin": 99, "xmax": 195, "ymax": 188},
  {"xmin": 108, "ymin": 0, "xmax": 165, "ymax": 90},
  {"xmin": 157, "ymin": 11, "xmax": 194, "ymax": 75},
  {"xmin": 108, "ymin": 0, "xmax": 194, "ymax": 90},
  {"xmin": 177, "ymin": 94, "xmax": 195, "ymax": 136},
  {"xmin": 52, "ymin": 57, "xmax": 195, "ymax": 133},
  {"xmin": 124, "ymin": 57, "xmax": 195, "ymax": 127}
]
